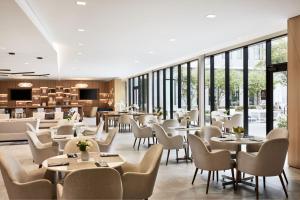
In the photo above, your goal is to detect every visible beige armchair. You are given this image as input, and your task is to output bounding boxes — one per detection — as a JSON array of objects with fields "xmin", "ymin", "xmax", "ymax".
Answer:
[
  {"xmin": 223, "ymin": 113, "xmax": 243, "ymax": 131},
  {"xmin": 121, "ymin": 144, "xmax": 163, "ymax": 199},
  {"xmin": 188, "ymin": 109, "xmax": 199, "ymax": 125},
  {"xmin": 237, "ymin": 138, "xmax": 289, "ymax": 199},
  {"xmin": 26, "ymin": 131, "xmax": 59, "ymax": 168},
  {"xmin": 63, "ymin": 138, "xmax": 100, "ymax": 154},
  {"xmin": 0, "ymin": 152, "xmax": 55, "ymax": 199},
  {"xmin": 96, "ymin": 127, "xmax": 118, "ymax": 152},
  {"xmin": 118, "ymin": 114, "xmax": 133, "ymax": 132},
  {"xmin": 26, "ymin": 123, "xmax": 52, "ymax": 144},
  {"xmin": 130, "ymin": 118, "xmax": 153, "ymax": 150},
  {"xmin": 152, "ymin": 124, "xmax": 186, "ymax": 165},
  {"xmin": 57, "ymin": 168, "xmax": 122, "ymax": 200},
  {"xmin": 57, "ymin": 125, "xmax": 74, "ymax": 135},
  {"xmin": 188, "ymin": 134, "xmax": 235, "ymax": 194},
  {"xmin": 137, "ymin": 114, "xmax": 150, "ymax": 126},
  {"xmin": 162, "ymin": 119, "xmax": 179, "ymax": 136}
]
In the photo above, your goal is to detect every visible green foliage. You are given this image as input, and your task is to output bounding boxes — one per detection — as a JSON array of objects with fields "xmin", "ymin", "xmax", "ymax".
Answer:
[{"xmin": 277, "ymin": 115, "xmax": 287, "ymax": 128}]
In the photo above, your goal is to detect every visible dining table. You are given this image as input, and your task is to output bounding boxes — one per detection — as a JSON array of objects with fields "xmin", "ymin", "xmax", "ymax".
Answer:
[
  {"xmin": 210, "ymin": 136, "xmax": 265, "ymax": 188},
  {"xmin": 42, "ymin": 152, "xmax": 125, "ymax": 173}
]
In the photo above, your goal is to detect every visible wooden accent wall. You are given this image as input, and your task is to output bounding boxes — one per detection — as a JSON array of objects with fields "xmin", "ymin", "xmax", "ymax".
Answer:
[{"xmin": 288, "ymin": 15, "xmax": 300, "ymax": 169}]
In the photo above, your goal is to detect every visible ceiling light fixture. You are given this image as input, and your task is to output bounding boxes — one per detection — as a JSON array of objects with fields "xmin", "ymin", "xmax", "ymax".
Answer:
[
  {"xmin": 77, "ymin": 28, "xmax": 85, "ymax": 32},
  {"xmin": 76, "ymin": 1, "xmax": 86, "ymax": 6},
  {"xmin": 8, "ymin": 52, "xmax": 15, "ymax": 55},
  {"xmin": 169, "ymin": 38, "xmax": 176, "ymax": 42},
  {"xmin": 75, "ymin": 83, "xmax": 88, "ymax": 88},
  {"xmin": 36, "ymin": 57, "xmax": 43, "ymax": 59},
  {"xmin": 18, "ymin": 82, "xmax": 33, "ymax": 88},
  {"xmin": 206, "ymin": 14, "xmax": 216, "ymax": 19},
  {"xmin": 24, "ymin": 62, "xmax": 29, "ymax": 65}
]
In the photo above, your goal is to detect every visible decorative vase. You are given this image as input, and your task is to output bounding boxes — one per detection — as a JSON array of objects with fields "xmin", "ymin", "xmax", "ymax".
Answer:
[
  {"xmin": 235, "ymin": 133, "xmax": 244, "ymax": 140},
  {"xmin": 81, "ymin": 151, "xmax": 89, "ymax": 161}
]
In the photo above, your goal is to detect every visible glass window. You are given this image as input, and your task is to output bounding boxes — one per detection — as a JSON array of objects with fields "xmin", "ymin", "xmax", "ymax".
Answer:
[
  {"xmin": 190, "ymin": 60, "xmax": 198, "ymax": 110},
  {"xmin": 248, "ymin": 42, "xmax": 266, "ymax": 137},
  {"xmin": 273, "ymin": 71, "xmax": 287, "ymax": 128},
  {"xmin": 204, "ymin": 57, "xmax": 211, "ymax": 125},
  {"xmin": 165, "ymin": 68, "xmax": 171, "ymax": 119},
  {"xmin": 181, "ymin": 63, "xmax": 188, "ymax": 110},
  {"xmin": 173, "ymin": 66, "xmax": 178, "ymax": 115},
  {"xmin": 143, "ymin": 75, "xmax": 148, "ymax": 112},
  {"xmin": 230, "ymin": 49, "xmax": 244, "ymax": 116},
  {"xmin": 159, "ymin": 70, "xmax": 164, "ymax": 114},
  {"xmin": 153, "ymin": 72, "xmax": 158, "ymax": 111},
  {"xmin": 214, "ymin": 53, "xmax": 225, "ymax": 112},
  {"xmin": 271, "ymin": 36, "xmax": 287, "ymax": 64}
]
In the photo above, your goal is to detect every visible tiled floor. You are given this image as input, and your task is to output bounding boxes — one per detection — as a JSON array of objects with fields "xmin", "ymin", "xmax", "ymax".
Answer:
[{"xmin": 0, "ymin": 128, "xmax": 299, "ymax": 199}]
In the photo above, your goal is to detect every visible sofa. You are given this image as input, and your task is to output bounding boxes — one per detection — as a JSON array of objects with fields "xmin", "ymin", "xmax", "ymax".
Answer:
[{"xmin": 0, "ymin": 119, "xmax": 37, "ymax": 141}]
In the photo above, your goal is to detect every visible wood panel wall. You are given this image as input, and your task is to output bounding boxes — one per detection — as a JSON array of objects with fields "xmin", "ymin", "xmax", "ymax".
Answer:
[{"xmin": 288, "ymin": 15, "xmax": 300, "ymax": 169}]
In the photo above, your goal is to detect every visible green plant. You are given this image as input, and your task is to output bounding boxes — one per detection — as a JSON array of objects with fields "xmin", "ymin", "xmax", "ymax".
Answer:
[
  {"xmin": 76, "ymin": 140, "xmax": 92, "ymax": 151},
  {"xmin": 277, "ymin": 116, "xmax": 287, "ymax": 128},
  {"xmin": 233, "ymin": 126, "xmax": 245, "ymax": 134}
]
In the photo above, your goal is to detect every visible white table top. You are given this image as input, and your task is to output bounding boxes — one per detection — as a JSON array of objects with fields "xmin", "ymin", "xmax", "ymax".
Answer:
[
  {"xmin": 42, "ymin": 152, "xmax": 125, "ymax": 173},
  {"xmin": 210, "ymin": 136, "xmax": 265, "ymax": 145},
  {"xmin": 168, "ymin": 126, "xmax": 201, "ymax": 131}
]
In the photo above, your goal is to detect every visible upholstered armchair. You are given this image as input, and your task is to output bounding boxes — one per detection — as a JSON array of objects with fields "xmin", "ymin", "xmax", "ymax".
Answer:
[
  {"xmin": 162, "ymin": 119, "xmax": 179, "ymax": 136},
  {"xmin": 0, "ymin": 152, "xmax": 55, "ymax": 199},
  {"xmin": 56, "ymin": 125, "xmax": 74, "ymax": 135},
  {"xmin": 152, "ymin": 124, "xmax": 186, "ymax": 165},
  {"xmin": 130, "ymin": 118, "xmax": 153, "ymax": 150},
  {"xmin": 26, "ymin": 123, "xmax": 52, "ymax": 144},
  {"xmin": 121, "ymin": 144, "xmax": 163, "ymax": 199},
  {"xmin": 188, "ymin": 109, "xmax": 199, "ymax": 125},
  {"xmin": 57, "ymin": 168, "xmax": 122, "ymax": 200},
  {"xmin": 26, "ymin": 131, "xmax": 59, "ymax": 168},
  {"xmin": 223, "ymin": 113, "xmax": 243, "ymax": 131},
  {"xmin": 188, "ymin": 134, "xmax": 235, "ymax": 194},
  {"xmin": 96, "ymin": 127, "xmax": 118, "ymax": 152},
  {"xmin": 63, "ymin": 138, "xmax": 100, "ymax": 154},
  {"xmin": 118, "ymin": 114, "xmax": 133, "ymax": 132},
  {"xmin": 237, "ymin": 138, "xmax": 289, "ymax": 199}
]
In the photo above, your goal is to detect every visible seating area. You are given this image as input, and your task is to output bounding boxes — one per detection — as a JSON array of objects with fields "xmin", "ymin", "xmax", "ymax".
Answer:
[{"xmin": 1, "ymin": 0, "xmax": 300, "ymax": 199}]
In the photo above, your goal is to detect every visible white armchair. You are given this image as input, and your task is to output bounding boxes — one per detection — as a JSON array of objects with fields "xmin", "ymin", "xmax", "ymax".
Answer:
[
  {"xmin": 26, "ymin": 123, "xmax": 52, "ymax": 144},
  {"xmin": 130, "ymin": 118, "xmax": 153, "ymax": 150},
  {"xmin": 118, "ymin": 114, "xmax": 133, "ymax": 132},
  {"xmin": 223, "ymin": 113, "xmax": 243, "ymax": 131},
  {"xmin": 96, "ymin": 127, "xmax": 118, "ymax": 152},
  {"xmin": 162, "ymin": 119, "xmax": 179, "ymax": 136}
]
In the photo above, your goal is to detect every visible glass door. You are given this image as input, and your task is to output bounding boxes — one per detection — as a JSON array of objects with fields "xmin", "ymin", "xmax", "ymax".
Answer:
[{"xmin": 273, "ymin": 71, "xmax": 287, "ymax": 128}]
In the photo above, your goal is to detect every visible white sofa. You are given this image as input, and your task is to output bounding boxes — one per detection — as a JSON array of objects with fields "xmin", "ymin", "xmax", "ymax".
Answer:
[{"xmin": 0, "ymin": 119, "xmax": 37, "ymax": 141}]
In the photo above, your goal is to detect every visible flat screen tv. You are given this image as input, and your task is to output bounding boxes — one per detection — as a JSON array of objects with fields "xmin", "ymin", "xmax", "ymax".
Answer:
[
  {"xmin": 10, "ymin": 89, "xmax": 32, "ymax": 100},
  {"xmin": 79, "ymin": 89, "xmax": 98, "ymax": 100}
]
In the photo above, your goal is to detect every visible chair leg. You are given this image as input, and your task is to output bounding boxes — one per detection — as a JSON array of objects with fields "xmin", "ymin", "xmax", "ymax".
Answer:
[
  {"xmin": 147, "ymin": 137, "xmax": 150, "ymax": 147},
  {"xmin": 231, "ymin": 168, "xmax": 236, "ymax": 190},
  {"xmin": 200, "ymin": 169, "xmax": 203, "ymax": 174},
  {"xmin": 133, "ymin": 138, "xmax": 137, "ymax": 149},
  {"xmin": 279, "ymin": 174, "xmax": 288, "ymax": 198},
  {"xmin": 255, "ymin": 176, "xmax": 259, "ymax": 199},
  {"xmin": 212, "ymin": 171, "xmax": 215, "ymax": 181},
  {"xmin": 39, "ymin": 164, "xmax": 42, "ymax": 168},
  {"xmin": 138, "ymin": 138, "xmax": 141, "ymax": 150},
  {"xmin": 192, "ymin": 168, "xmax": 198, "ymax": 185},
  {"xmin": 216, "ymin": 171, "xmax": 219, "ymax": 182},
  {"xmin": 263, "ymin": 176, "xmax": 266, "ymax": 189},
  {"xmin": 206, "ymin": 171, "xmax": 211, "ymax": 194},
  {"xmin": 166, "ymin": 150, "xmax": 170, "ymax": 166},
  {"xmin": 176, "ymin": 149, "xmax": 178, "ymax": 163},
  {"xmin": 282, "ymin": 170, "xmax": 288, "ymax": 184},
  {"xmin": 143, "ymin": 138, "xmax": 146, "ymax": 144}
]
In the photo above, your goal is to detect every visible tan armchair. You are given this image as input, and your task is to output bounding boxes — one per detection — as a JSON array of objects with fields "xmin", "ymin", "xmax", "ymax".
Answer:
[
  {"xmin": 237, "ymin": 138, "xmax": 289, "ymax": 199},
  {"xmin": 223, "ymin": 113, "xmax": 243, "ymax": 131},
  {"xmin": 188, "ymin": 134, "xmax": 235, "ymax": 194},
  {"xmin": 162, "ymin": 119, "xmax": 179, "ymax": 136},
  {"xmin": 0, "ymin": 152, "xmax": 55, "ymax": 199},
  {"xmin": 130, "ymin": 118, "xmax": 153, "ymax": 150},
  {"xmin": 188, "ymin": 109, "xmax": 199, "ymax": 125},
  {"xmin": 63, "ymin": 138, "xmax": 100, "ymax": 154},
  {"xmin": 26, "ymin": 123, "xmax": 52, "ymax": 144},
  {"xmin": 57, "ymin": 168, "xmax": 122, "ymax": 200},
  {"xmin": 121, "ymin": 144, "xmax": 163, "ymax": 199},
  {"xmin": 118, "ymin": 114, "xmax": 133, "ymax": 132},
  {"xmin": 96, "ymin": 127, "xmax": 118, "ymax": 152},
  {"xmin": 57, "ymin": 125, "xmax": 74, "ymax": 135},
  {"xmin": 26, "ymin": 131, "xmax": 59, "ymax": 168},
  {"xmin": 152, "ymin": 124, "xmax": 186, "ymax": 165}
]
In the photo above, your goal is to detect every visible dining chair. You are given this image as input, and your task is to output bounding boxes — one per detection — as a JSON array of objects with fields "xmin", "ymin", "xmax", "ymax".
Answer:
[
  {"xmin": 0, "ymin": 152, "xmax": 55, "ymax": 199},
  {"xmin": 211, "ymin": 120, "xmax": 223, "ymax": 130},
  {"xmin": 64, "ymin": 138, "xmax": 100, "ymax": 154},
  {"xmin": 121, "ymin": 144, "xmax": 163, "ymax": 199},
  {"xmin": 26, "ymin": 131, "xmax": 59, "ymax": 168},
  {"xmin": 188, "ymin": 109, "xmax": 199, "ymax": 125},
  {"xmin": 97, "ymin": 127, "xmax": 118, "ymax": 152},
  {"xmin": 57, "ymin": 125, "xmax": 74, "ymax": 135},
  {"xmin": 152, "ymin": 124, "xmax": 186, "ymax": 165},
  {"xmin": 237, "ymin": 138, "xmax": 289, "ymax": 199},
  {"xmin": 246, "ymin": 128, "xmax": 289, "ymax": 185},
  {"xmin": 130, "ymin": 118, "xmax": 153, "ymax": 150},
  {"xmin": 162, "ymin": 119, "xmax": 180, "ymax": 136},
  {"xmin": 26, "ymin": 123, "xmax": 52, "ymax": 144},
  {"xmin": 54, "ymin": 112, "xmax": 64, "ymax": 120},
  {"xmin": 137, "ymin": 114, "xmax": 150, "ymax": 126},
  {"xmin": 57, "ymin": 168, "xmax": 123, "ymax": 200},
  {"xmin": 223, "ymin": 113, "xmax": 243, "ymax": 131},
  {"xmin": 71, "ymin": 112, "xmax": 80, "ymax": 122},
  {"xmin": 118, "ymin": 114, "xmax": 133, "ymax": 132},
  {"xmin": 188, "ymin": 134, "xmax": 236, "ymax": 194}
]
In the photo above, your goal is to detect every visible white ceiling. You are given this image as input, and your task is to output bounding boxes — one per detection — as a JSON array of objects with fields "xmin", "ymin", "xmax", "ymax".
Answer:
[{"xmin": 1, "ymin": 0, "xmax": 300, "ymax": 80}]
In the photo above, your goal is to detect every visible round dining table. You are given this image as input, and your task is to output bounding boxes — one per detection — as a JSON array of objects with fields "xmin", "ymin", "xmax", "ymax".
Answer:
[
  {"xmin": 210, "ymin": 136, "xmax": 265, "ymax": 188},
  {"xmin": 42, "ymin": 152, "xmax": 125, "ymax": 173}
]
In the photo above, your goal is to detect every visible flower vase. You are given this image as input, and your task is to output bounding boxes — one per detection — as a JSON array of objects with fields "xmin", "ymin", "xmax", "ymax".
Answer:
[
  {"xmin": 235, "ymin": 133, "xmax": 243, "ymax": 140},
  {"xmin": 81, "ymin": 151, "xmax": 89, "ymax": 161}
]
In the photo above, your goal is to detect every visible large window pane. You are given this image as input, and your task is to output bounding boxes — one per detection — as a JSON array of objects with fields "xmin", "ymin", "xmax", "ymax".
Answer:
[
  {"xmin": 159, "ymin": 70, "xmax": 164, "ymax": 114},
  {"xmin": 143, "ymin": 75, "xmax": 148, "ymax": 112},
  {"xmin": 172, "ymin": 67, "xmax": 178, "ymax": 116},
  {"xmin": 230, "ymin": 49, "xmax": 244, "ymax": 117},
  {"xmin": 271, "ymin": 36, "xmax": 287, "ymax": 64},
  {"xmin": 190, "ymin": 60, "xmax": 198, "ymax": 110},
  {"xmin": 165, "ymin": 68, "xmax": 171, "ymax": 119},
  {"xmin": 204, "ymin": 58, "xmax": 211, "ymax": 125},
  {"xmin": 153, "ymin": 72, "xmax": 158, "ymax": 111},
  {"xmin": 214, "ymin": 53, "xmax": 225, "ymax": 111},
  {"xmin": 248, "ymin": 42, "xmax": 266, "ymax": 137},
  {"xmin": 181, "ymin": 64, "xmax": 188, "ymax": 110}
]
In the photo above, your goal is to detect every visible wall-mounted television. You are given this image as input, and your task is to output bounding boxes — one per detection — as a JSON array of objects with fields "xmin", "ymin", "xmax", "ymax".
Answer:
[
  {"xmin": 10, "ymin": 89, "xmax": 32, "ymax": 100},
  {"xmin": 79, "ymin": 89, "xmax": 98, "ymax": 100}
]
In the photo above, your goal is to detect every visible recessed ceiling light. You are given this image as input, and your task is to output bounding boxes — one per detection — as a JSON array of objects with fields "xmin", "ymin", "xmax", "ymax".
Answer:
[
  {"xmin": 169, "ymin": 38, "xmax": 176, "ymax": 42},
  {"xmin": 36, "ymin": 57, "xmax": 43, "ymax": 59},
  {"xmin": 76, "ymin": 1, "xmax": 86, "ymax": 6},
  {"xmin": 24, "ymin": 62, "xmax": 29, "ymax": 65},
  {"xmin": 77, "ymin": 52, "xmax": 83, "ymax": 55},
  {"xmin": 206, "ymin": 14, "xmax": 216, "ymax": 19},
  {"xmin": 77, "ymin": 28, "xmax": 86, "ymax": 32}
]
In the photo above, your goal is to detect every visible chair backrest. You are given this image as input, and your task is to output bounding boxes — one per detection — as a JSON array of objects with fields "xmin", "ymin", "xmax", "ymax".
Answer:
[
  {"xmin": 95, "ymin": 118, "xmax": 105, "ymax": 139},
  {"xmin": 0, "ymin": 113, "xmax": 9, "ymax": 120},
  {"xmin": 137, "ymin": 115, "xmax": 148, "ymax": 126},
  {"xmin": 199, "ymin": 126, "xmax": 222, "ymax": 142},
  {"xmin": 71, "ymin": 112, "xmax": 80, "ymax": 121},
  {"xmin": 130, "ymin": 118, "xmax": 141, "ymax": 137},
  {"xmin": 32, "ymin": 112, "xmax": 45, "ymax": 120},
  {"xmin": 64, "ymin": 138, "xmax": 100, "ymax": 154},
  {"xmin": 256, "ymin": 138, "xmax": 289, "ymax": 176},
  {"xmin": 62, "ymin": 168, "xmax": 123, "ymax": 199},
  {"xmin": 152, "ymin": 124, "xmax": 170, "ymax": 146},
  {"xmin": 119, "ymin": 114, "xmax": 133, "ymax": 124},
  {"xmin": 54, "ymin": 112, "xmax": 64, "ymax": 120},
  {"xmin": 189, "ymin": 109, "xmax": 199, "ymax": 122},
  {"xmin": 211, "ymin": 120, "xmax": 223, "ymax": 130},
  {"xmin": 188, "ymin": 134, "xmax": 211, "ymax": 169},
  {"xmin": 267, "ymin": 128, "xmax": 288, "ymax": 140},
  {"xmin": 57, "ymin": 125, "xmax": 74, "ymax": 135},
  {"xmin": 26, "ymin": 131, "xmax": 44, "ymax": 163},
  {"xmin": 98, "ymin": 128, "xmax": 118, "ymax": 152},
  {"xmin": 231, "ymin": 113, "xmax": 243, "ymax": 127},
  {"xmin": 162, "ymin": 119, "xmax": 179, "ymax": 135},
  {"xmin": 89, "ymin": 107, "xmax": 98, "ymax": 117},
  {"xmin": 26, "ymin": 122, "xmax": 36, "ymax": 132}
]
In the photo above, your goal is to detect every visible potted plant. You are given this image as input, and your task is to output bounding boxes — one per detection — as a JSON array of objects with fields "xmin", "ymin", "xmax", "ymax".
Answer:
[
  {"xmin": 233, "ymin": 126, "xmax": 244, "ymax": 140},
  {"xmin": 76, "ymin": 140, "xmax": 92, "ymax": 161}
]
